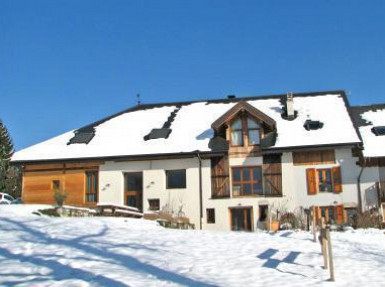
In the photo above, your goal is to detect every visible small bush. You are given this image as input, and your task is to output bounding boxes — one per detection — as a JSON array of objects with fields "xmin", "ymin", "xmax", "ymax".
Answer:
[
  {"xmin": 53, "ymin": 189, "xmax": 67, "ymax": 206},
  {"xmin": 38, "ymin": 208, "xmax": 60, "ymax": 217},
  {"xmin": 355, "ymin": 211, "xmax": 382, "ymax": 229}
]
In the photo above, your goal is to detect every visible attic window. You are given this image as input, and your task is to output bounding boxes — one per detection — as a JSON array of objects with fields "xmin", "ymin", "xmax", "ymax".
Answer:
[
  {"xmin": 371, "ymin": 126, "xmax": 385, "ymax": 136},
  {"xmin": 304, "ymin": 120, "xmax": 324, "ymax": 131}
]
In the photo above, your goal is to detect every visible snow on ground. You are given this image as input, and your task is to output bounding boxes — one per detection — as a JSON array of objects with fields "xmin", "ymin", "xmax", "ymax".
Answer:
[{"xmin": 0, "ymin": 205, "xmax": 384, "ymax": 287}]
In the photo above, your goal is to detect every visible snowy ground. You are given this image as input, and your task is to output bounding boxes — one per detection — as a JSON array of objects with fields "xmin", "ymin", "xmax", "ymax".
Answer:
[{"xmin": 0, "ymin": 205, "xmax": 384, "ymax": 287}]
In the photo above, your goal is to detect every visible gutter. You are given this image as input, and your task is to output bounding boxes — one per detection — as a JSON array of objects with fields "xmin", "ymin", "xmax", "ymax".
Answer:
[
  {"xmin": 357, "ymin": 165, "xmax": 365, "ymax": 213},
  {"xmin": 195, "ymin": 150, "xmax": 203, "ymax": 230}
]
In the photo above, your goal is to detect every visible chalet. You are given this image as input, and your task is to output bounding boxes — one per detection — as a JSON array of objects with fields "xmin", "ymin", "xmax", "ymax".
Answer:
[{"xmin": 11, "ymin": 90, "xmax": 384, "ymax": 231}]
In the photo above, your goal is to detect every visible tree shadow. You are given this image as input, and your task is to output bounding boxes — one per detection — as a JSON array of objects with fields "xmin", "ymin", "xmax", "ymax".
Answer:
[{"xmin": 0, "ymin": 217, "xmax": 217, "ymax": 287}]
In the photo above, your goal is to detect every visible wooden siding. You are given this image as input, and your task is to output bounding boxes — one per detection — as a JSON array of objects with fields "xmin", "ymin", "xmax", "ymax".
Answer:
[
  {"xmin": 293, "ymin": 150, "xmax": 335, "ymax": 166},
  {"xmin": 22, "ymin": 162, "xmax": 101, "ymax": 206}
]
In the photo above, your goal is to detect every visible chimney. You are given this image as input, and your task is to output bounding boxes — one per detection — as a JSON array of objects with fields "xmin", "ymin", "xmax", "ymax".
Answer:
[{"xmin": 286, "ymin": 92, "xmax": 295, "ymax": 120}]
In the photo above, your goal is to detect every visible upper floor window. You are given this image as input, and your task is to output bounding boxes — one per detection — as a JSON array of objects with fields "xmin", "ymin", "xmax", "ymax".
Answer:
[
  {"xmin": 247, "ymin": 118, "xmax": 260, "ymax": 145},
  {"xmin": 306, "ymin": 167, "xmax": 342, "ymax": 195},
  {"xmin": 318, "ymin": 169, "xmax": 333, "ymax": 192},
  {"xmin": 232, "ymin": 166, "xmax": 263, "ymax": 196},
  {"xmin": 230, "ymin": 118, "xmax": 243, "ymax": 146}
]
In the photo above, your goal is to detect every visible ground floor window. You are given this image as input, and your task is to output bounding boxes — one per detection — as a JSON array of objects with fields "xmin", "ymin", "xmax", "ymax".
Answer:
[
  {"xmin": 85, "ymin": 171, "xmax": 98, "ymax": 203},
  {"xmin": 206, "ymin": 208, "xmax": 215, "ymax": 224},
  {"xmin": 148, "ymin": 199, "xmax": 160, "ymax": 211},
  {"xmin": 232, "ymin": 166, "xmax": 263, "ymax": 196}
]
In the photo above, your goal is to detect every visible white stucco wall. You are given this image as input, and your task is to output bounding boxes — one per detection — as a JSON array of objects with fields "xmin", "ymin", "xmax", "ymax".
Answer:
[
  {"xmin": 99, "ymin": 158, "xmax": 211, "ymax": 229},
  {"xmin": 97, "ymin": 147, "xmax": 381, "ymax": 232},
  {"xmin": 202, "ymin": 156, "xmax": 287, "ymax": 232}
]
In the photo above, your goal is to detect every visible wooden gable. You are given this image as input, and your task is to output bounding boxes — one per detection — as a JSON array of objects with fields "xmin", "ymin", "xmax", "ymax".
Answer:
[{"xmin": 211, "ymin": 101, "xmax": 276, "ymax": 131}]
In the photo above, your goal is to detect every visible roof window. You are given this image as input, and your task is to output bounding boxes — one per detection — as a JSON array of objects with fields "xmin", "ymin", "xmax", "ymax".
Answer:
[
  {"xmin": 304, "ymin": 120, "xmax": 324, "ymax": 131},
  {"xmin": 67, "ymin": 128, "xmax": 95, "ymax": 145},
  {"xmin": 371, "ymin": 126, "xmax": 385, "ymax": 136}
]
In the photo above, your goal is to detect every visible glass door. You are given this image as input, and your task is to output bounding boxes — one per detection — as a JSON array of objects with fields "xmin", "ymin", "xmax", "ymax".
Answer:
[{"xmin": 124, "ymin": 172, "xmax": 143, "ymax": 211}]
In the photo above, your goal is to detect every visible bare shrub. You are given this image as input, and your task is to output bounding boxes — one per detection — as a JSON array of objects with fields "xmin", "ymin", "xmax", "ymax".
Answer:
[{"xmin": 355, "ymin": 210, "xmax": 382, "ymax": 229}]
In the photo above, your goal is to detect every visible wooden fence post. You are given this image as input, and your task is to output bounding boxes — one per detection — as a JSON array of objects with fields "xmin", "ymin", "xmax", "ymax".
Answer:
[
  {"xmin": 320, "ymin": 218, "xmax": 328, "ymax": 270},
  {"xmin": 326, "ymin": 227, "xmax": 335, "ymax": 281},
  {"xmin": 312, "ymin": 206, "xmax": 317, "ymax": 242}
]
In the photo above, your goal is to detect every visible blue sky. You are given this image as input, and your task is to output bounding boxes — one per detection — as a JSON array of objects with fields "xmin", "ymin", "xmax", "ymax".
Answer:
[{"xmin": 1, "ymin": 0, "xmax": 385, "ymax": 150}]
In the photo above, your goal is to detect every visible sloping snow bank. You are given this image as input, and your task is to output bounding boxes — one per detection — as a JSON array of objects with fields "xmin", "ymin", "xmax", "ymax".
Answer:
[{"xmin": 0, "ymin": 205, "xmax": 384, "ymax": 286}]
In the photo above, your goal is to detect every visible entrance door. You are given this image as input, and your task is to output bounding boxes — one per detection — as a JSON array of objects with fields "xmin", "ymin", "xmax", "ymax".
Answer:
[
  {"xmin": 230, "ymin": 207, "xmax": 253, "ymax": 231},
  {"xmin": 124, "ymin": 172, "xmax": 143, "ymax": 211}
]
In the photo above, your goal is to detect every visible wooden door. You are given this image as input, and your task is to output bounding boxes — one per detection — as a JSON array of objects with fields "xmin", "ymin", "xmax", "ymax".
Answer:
[
  {"xmin": 124, "ymin": 172, "xmax": 143, "ymax": 211},
  {"xmin": 230, "ymin": 207, "xmax": 253, "ymax": 231}
]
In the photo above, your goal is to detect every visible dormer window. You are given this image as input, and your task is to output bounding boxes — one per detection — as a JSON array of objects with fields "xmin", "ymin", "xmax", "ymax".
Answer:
[
  {"xmin": 211, "ymin": 101, "xmax": 277, "ymax": 149},
  {"xmin": 247, "ymin": 118, "xmax": 260, "ymax": 145},
  {"xmin": 230, "ymin": 118, "xmax": 243, "ymax": 146},
  {"xmin": 230, "ymin": 116, "xmax": 260, "ymax": 147}
]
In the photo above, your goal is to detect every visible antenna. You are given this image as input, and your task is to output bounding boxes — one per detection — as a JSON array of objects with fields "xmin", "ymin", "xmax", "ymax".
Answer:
[{"xmin": 137, "ymin": 93, "xmax": 141, "ymax": 106}]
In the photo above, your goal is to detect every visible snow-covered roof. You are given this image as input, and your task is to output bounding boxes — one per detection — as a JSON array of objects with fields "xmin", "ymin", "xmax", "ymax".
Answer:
[
  {"xmin": 351, "ymin": 105, "xmax": 385, "ymax": 158},
  {"xmin": 12, "ymin": 92, "xmax": 361, "ymax": 162}
]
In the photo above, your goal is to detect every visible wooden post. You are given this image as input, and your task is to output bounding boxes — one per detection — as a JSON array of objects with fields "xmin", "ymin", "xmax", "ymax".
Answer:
[
  {"xmin": 320, "ymin": 218, "xmax": 328, "ymax": 269},
  {"xmin": 326, "ymin": 227, "xmax": 335, "ymax": 281},
  {"xmin": 312, "ymin": 206, "xmax": 317, "ymax": 242}
]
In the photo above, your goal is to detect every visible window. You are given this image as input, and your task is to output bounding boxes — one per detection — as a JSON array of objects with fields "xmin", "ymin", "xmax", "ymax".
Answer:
[
  {"xmin": 86, "ymin": 171, "xmax": 98, "ymax": 203},
  {"xmin": 52, "ymin": 180, "xmax": 60, "ymax": 190},
  {"xmin": 320, "ymin": 206, "xmax": 335, "ymax": 224},
  {"xmin": 232, "ymin": 166, "xmax": 263, "ymax": 196},
  {"xmin": 206, "ymin": 208, "xmax": 215, "ymax": 224},
  {"xmin": 318, "ymin": 169, "xmax": 333, "ymax": 192},
  {"xmin": 247, "ymin": 118, "xmax": 260, "ymax": 145},
  {"xmin": 230, "ymin": 118, "xmax": 243, "ymax": 146},
  {"xmin": 230, "ymin": 116, "xmax": 261, "ymax": 147},
  {"xmin": 166, "ymin": 169, "xmax": 186, "ymax": 189},
  {"xmin": 371, "ymin": 126, "xmax": 385, "ymax": 136},
  {"xmin": 148, "ymin": 199, "xmax": 160, "ymax": 211},
  {"xmin": 307, "ymin": 167, "xmax": 342, "ymax": 195}
]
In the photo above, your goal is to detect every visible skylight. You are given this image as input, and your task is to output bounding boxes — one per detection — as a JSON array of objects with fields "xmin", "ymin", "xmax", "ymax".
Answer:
[
  {"xmin": 371, "ymin": 126, "xmax": 385, "ymax": 136},
  {"xmin": 303, "ymin": 120, "xmax": 324, "ymax": 131}
]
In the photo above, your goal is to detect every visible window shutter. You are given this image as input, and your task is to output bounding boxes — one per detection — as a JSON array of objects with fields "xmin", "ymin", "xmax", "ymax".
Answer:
[
  {"xmin": 313, "ymin": 206, "xmax": 321, "ymax": 224},
  {"xmin": 306, "ymin": 168, "xmax": 317, "ymax": 195},
  {"xmin": 332, "ymin": 166, "xmax": 342, "ymax": 193},
  {"xmin": 262, "ymin": 154, "xmax": 282, "ymax": 196},
  {"xmin": 335, "ymin": 205, "xmax": 344, "ymax": 224},
  {"xmin": 211, "ymin": 156, "xmax": 230, "ymax": 198}
]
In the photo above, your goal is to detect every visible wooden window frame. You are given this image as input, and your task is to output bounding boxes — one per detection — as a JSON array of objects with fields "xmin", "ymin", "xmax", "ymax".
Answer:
[
  {"xmin": 206, "ymin": 208, "xmax": 215, "ymax": 224},
  {"xmin": 229, "ymin": 116, "xmax": 262, "ymax": 147},
  {"xmin": 148, "ymin": 199, "xmax": 160, "ymax": 211},
  {"xmin": 317, "ymin": 168, "xmax": 334, "ymax": 193},
  {"xmin": 246, "ymin": 117, "xmax": 260, "ymax": 146},
  {"xmin": 229, "ymin": 118, "xmax": 243, "ymax": 147},
  {"xmin": 231, "ymin": 166, "xmax": 263, "ymax": 197},
  {"xmin": 166, "ymin": 169, "xmax": 187, "ymax": 189},
  {"xmin": 85, "ymin": 171, "xmax": 98, "ymax": 203},
  {"xmin": 307, "ymin": 166, "xmax": 342, "ymax": 195}
]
